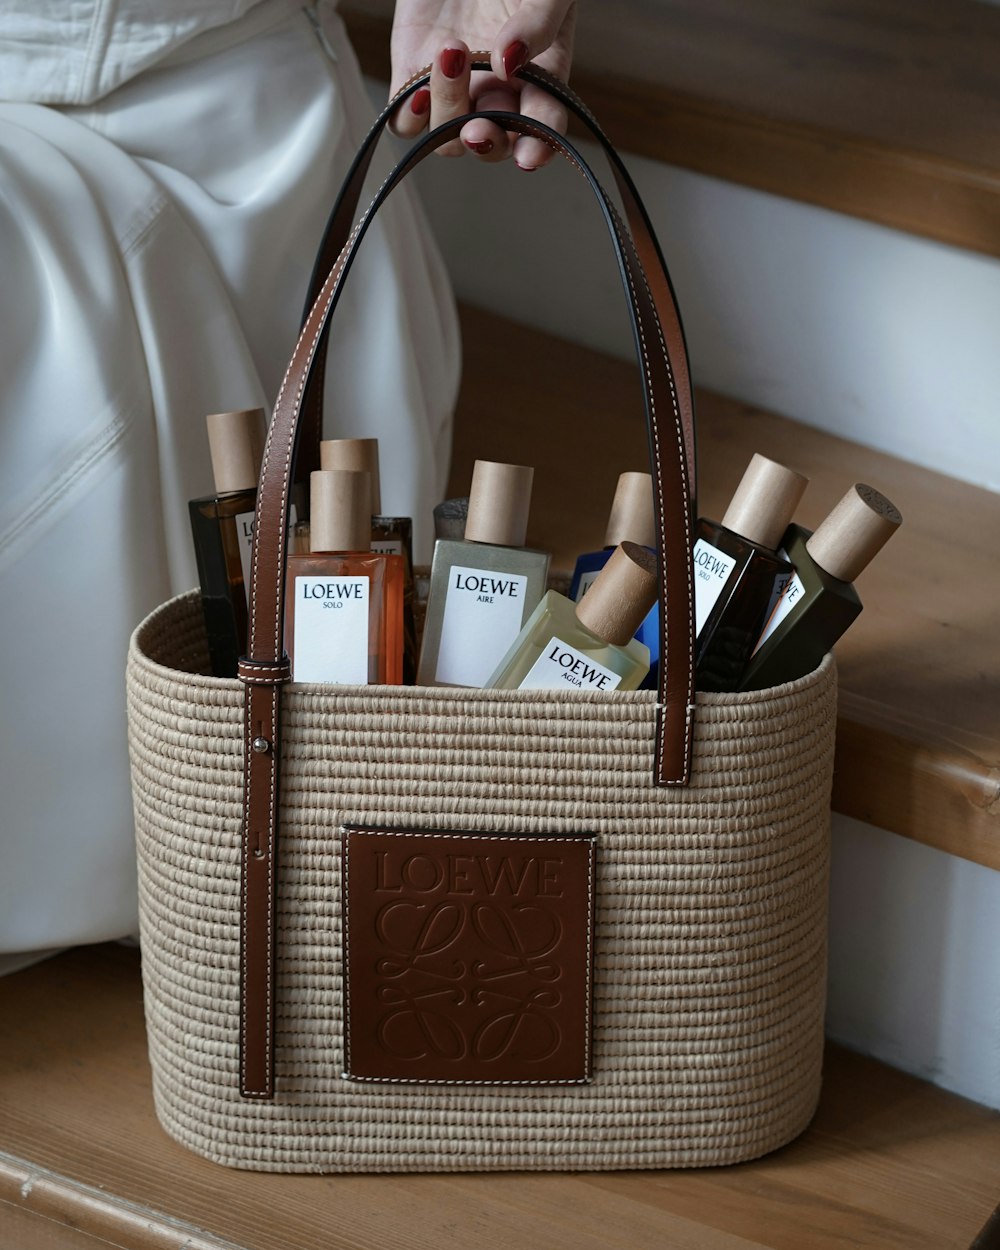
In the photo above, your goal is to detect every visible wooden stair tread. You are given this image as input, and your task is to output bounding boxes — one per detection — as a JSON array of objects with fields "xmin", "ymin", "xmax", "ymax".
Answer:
[
  {"xmin": 342, "ymin": 0, "xmax": 1000, "ymax": 258},
  {"xmin": 449, "ymin": 305, "xmax": 1000, "ymax": 869},
  {"xmin": 1, "ymin": 944, "xmax": 999, "ymax": 1250}
]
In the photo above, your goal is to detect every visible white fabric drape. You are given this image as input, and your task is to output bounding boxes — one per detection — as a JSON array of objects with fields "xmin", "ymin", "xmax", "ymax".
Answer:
[{"xmin": 0, "ymin": 2, "xmax": 460, "ymax": 971}]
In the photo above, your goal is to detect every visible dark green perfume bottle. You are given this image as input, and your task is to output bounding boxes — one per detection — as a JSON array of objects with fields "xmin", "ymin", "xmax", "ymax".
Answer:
[
  {"xmin": 188, "ymin": 408, "xmax": 266, "ymax": 678},
  {"xmin": 694, "ymin": 454, "xmax": 808, "ymax": 692},
  {"xmin": 738, "ymin": 483, "xmax": 902, "ymax": 691}
]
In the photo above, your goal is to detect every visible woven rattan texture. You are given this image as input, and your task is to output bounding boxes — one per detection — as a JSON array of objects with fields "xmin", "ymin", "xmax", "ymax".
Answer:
[{"xmin": 127, "ymin": 591, "xmax": 836, "ymax": 1173}]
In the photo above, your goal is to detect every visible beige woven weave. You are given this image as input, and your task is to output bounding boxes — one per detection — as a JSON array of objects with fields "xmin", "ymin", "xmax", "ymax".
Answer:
[{"xmin": 127, "ymin": 589, "xmax": 836, "ymax": 1173}]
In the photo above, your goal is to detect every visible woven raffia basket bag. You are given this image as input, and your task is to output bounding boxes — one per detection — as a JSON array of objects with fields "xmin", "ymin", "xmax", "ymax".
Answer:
[{"xmin": 127, "ymin": 65, "xmax": 836, "ymax": 1173}]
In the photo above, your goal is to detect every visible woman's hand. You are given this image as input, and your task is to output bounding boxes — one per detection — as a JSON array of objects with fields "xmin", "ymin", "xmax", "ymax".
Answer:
[{"xmin": 388, "ymin": 1, "xmax": 577, "ymax": 169}]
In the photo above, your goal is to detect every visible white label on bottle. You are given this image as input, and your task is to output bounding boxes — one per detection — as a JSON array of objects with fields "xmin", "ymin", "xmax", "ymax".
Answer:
[
  {"xmin": 238, "ymin": 503, "xmax": 297, "ymax": 605},
  {"xmin": 237, "ymin": 509, "xmax": 256, "ymax": 600},
  {"xmin": 754, "ymin": 561, "xmax": 806, "ymax": 652},
  {"xmin": 575, "ymin": 569, "xmax": 600, "ymax": 600},
  {"xmin": 372, "ymin": 537, "xmax": 403, "ymax": 557},
  {"xmin": 292, "ymin": 575, "xmax": 369, "ymax": 684},
  {"xmin": 518, "ymin": 637, "xmax": 622, "ymax": 692},
  {"xmin": 435, "ymin": 564, "xmax": 528, "ymax": 687},
  {"xmin": 692, "ymin": 538, "xmax": 737, "ymax": 635}
]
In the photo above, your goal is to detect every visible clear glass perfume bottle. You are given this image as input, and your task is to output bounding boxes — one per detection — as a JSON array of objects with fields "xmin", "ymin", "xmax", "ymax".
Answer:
[
  {"xmin": 319, "ymin": 438, "xmax": 417, "ymax": 685},
  {"xmin": 418, "ymin": 460, "xmax": 550, "ymax": 688},
  {"xmin": 568, "ymin": 471, "xmax": 659, "ymax": 688},
  {"xmin": 694, "ymin": 453, "xmax": 808, "ymax": 693},
  {"xmin": 739, "ymin": 483, "xmax": 902, "ymax": 691},
  {"xmin": 188, "ymin": 408, "xmax": 267, "ymax": 678},
  {"xmin": 488, "ymin": 542, "xmax": 657, "ymax": 692},
  {"xmin": 284, "ymin": 469, "xmax": 404, "ymax": 684}
]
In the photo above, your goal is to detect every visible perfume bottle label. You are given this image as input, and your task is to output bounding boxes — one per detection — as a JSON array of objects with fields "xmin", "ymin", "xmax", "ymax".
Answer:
[
  {"xmin": 237, "ymin": 509, "xmax": 256, "ymax": 599},
  {"xmin": 575, "ymin": 569, "xmax": 599, "ymax": 601},
  {"xmin": 292, "ymin": 575, "xmax": 370, "ymax": 683},
  {"xmin": 435, "ymin": 565, "xmax": 528, "ymax": 686},
  {"xmin": 238, "ymin": 504, "xmax": 297, "ymax": 605},
  {"xmin": 518, "ymin": 637, "xmax": 622, "ymax": 692},
  {"xmin": 692, "ymin": 539, "xmax": 737, "ymax": 634},
  {"xmin": 372, "ymin": 538, "xmax": 404, "ymax": 557},
  {"xmin": 754, "ymin": 565, "xmax": 806, "ymax": 652}
]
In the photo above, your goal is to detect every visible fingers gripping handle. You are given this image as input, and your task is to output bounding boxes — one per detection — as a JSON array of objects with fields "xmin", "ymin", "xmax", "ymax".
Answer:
[{"xmin": 238, "ymin": 109, "xmax": 696, "ymax": 1099}]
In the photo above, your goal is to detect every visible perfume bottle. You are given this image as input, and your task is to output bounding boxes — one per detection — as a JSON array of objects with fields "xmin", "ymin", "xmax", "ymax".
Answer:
[
  {"xmin": 320, "ymin": 438, "xmax": 417, "ymax": 684},
  {"xmin": 433, "ymin": 497, "xmax": 470, "ymax": 541},
  {"xmin": 695, "ymin": 453, "xmax": 808, "ymax": 693},
  {"xmin": 283, "ymin": 470, "xmax": 404, "ymax": 684},
  {"xmin": 568, "ymin": 471, "xmax": 659, "ymax": 686},
  {"xmin": 738, "ymin": 483, "xmax": 902, "ymax": 691},
  {"xmin": 418, "ymin": 460, "xmax": 550, "ymax": 688},
  {"xmin": 488, "ymin": 543, "xmax": 657, "ymax": 692},
  {"xmin": 188, "ymin": 408, "xmax": 267, "ymax": 678}
]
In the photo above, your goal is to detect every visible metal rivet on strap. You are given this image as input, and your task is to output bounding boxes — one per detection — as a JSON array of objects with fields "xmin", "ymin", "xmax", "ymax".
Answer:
[{"xmin": 252, "ymin": 737, "xmax": 271, "ymax": 755}]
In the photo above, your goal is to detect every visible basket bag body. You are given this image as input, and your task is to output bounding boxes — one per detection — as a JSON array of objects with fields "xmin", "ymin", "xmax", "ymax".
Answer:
[{"xmin": 127, "ymin": 66, "xmax": 836, "ymax": 1173}]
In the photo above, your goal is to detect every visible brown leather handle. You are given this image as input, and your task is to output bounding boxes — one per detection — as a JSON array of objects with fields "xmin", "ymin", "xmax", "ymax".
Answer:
[{"xmin": 236, "ymin": 83, "xmax": 697, "ymax": 1098}]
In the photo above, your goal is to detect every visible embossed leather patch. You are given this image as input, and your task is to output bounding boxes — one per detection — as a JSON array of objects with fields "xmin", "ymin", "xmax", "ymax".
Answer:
[{"xmin": 342, "ymin": 826, "xmax": 596, "ymax": 1084}]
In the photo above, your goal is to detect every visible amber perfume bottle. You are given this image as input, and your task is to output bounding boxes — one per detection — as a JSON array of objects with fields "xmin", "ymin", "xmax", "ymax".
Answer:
[
  {"xmin": 284, "ymin": 470, "xmax": 404, "ymax": 684},
  {"xmin": 418, "ymin": 460, "xmax": 550, "ymax": 688},
  {"xmin": 739, "ymin": 483, "xmax": 902, "ymax": 690},
  {"xmin": 488, "ymin": 543, "xmax": 657, "ymax": 692},
  {"xmin": 568, "ymin": 471, "xmax": 659, "ymax": 687},
  {"xmin": 319, "ymin": 438, "xmax": 417, "ymax": 684},
  {"xmin": 188, "ymin": 408, "xmax": 266, "ymax": 678},
  {"xmin": 694, "ymin": 453, "xmax": 808, "ymax": 692}
]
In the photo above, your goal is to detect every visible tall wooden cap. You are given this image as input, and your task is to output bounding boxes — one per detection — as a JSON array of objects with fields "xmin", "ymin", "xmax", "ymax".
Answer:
[
  {"xmin": 320, "ymin": 438, "xmax": 381, "ymax": 514},
  {"xmin": 309, "ymin": 470, "xmax": 371, "ymax": 553},
  {"xmin": 721, "ymin": 453, "xmax": 809, "ymax": 550},
  {"xmin": 206, "ymin": 408, "xmax": 267, "ymax": 494},
  {"xmin": 464, "ymin": 461, "xmax": 534, "ymax": 547},
  {"xmin": 575, "ymin": 542, "xmax": 658, "ymax": 646},
  {"xmin": 806, "ymin": 483, "xmax": 902, "ymax": 583},
  {"xmin": 604, "ymin": 472, "xmax": 656, "ymax": 549}
]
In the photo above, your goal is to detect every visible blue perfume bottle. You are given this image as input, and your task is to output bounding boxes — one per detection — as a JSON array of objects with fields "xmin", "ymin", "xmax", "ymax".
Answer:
[{"xmin": 568, "ymin": 472, "xmax": 659, "ymax": 688}]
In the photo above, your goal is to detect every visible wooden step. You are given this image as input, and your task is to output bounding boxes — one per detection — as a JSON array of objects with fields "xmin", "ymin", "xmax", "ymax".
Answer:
[
  {"xmin": 449, "ymin": 306, "xmax": 1000, "ymax": 871},
  {"xmin": 342, "ymin": 0, "xmax": 1000, "ymax": 259},
  {"xmin": 1, "ymin": 944, "xmax": 999, "ymax": 1249}
]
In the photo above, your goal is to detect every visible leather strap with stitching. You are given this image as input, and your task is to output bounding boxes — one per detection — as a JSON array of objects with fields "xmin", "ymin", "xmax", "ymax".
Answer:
[{"xmin": 238, "ymin": 72, "xmax": 697, "ymax": 1098}]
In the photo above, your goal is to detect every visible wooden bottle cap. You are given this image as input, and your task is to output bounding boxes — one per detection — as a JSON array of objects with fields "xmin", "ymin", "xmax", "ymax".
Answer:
[
  {"xmin": 604, "ymin": 472, "xmax": 656, "ymax": 549},
  {"xmin": 806, "ymin": 483, "xmax": 902, "ymax": 583},
  {"xmin": 206, "ymin": 408, "xmax": 267, "ymax": 494},
  {"xmin": 575, "ymin": 542, "xmax": 658, "ymax": 646},
  {"xmin": 721, "ymin": 453, "xmax": 809, "ymax": 550},
  {"xmin": 320, "ymin": 438, "xmax": 381, "ymax": 514},
  {"xmin": 309, "ymin": 470, "xmax": 371, "ymax": 553},
  {"xmin": 464, "ymin": 460, "xmax": 534, "ymax": 547}
]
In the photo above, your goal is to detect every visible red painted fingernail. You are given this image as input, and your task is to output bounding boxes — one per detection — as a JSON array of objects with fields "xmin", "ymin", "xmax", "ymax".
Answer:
[
  {"xmin": 410, "ymin": 88, "xmax": 431, "ymax": 116},
  {"xmin": 503, "ymin": 40, "xmax": 529, "ymax": 79},
  {"xmin": 441, "ymin": 48, "xmax": 466, "ymax": 79},
  {"xmin": 465, "ymin": 139, "xmax": 494, "ymax": 155}
]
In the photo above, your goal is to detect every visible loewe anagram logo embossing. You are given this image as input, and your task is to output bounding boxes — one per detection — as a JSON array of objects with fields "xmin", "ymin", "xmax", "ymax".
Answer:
[
  {"xmin": 374, "ymin": 898, "xmax": 564, "ymax": 1063},
  {"xmin": 343, "ymin": 829, "xmax": 596, "ymax": 1084}
]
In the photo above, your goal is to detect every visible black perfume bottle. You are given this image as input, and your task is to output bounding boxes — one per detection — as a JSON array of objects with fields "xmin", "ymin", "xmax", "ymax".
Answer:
[
  {"xmin": 738, "ymin": 483, "xmax": 902, "ymax": 690},
  {"xmin": 188, "ymin": 408, "xmax": 266, "ymax": 678},
  {"xmin": 694, "ymin": 453, "xmax": 808, "ymax": 692}
]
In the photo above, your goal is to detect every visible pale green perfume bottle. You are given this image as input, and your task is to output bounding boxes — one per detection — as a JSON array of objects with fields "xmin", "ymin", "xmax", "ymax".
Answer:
[
  {"xmin": 739, "ymin": 483, "xmax": 902, "ymax": 690},
  {"xmin": 418, "ymin": 460, "xmax": 550, "ymax": 687},
  {"xmin": 487, "ymin": 542, "xmax": 658, "ymax": 692}
]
